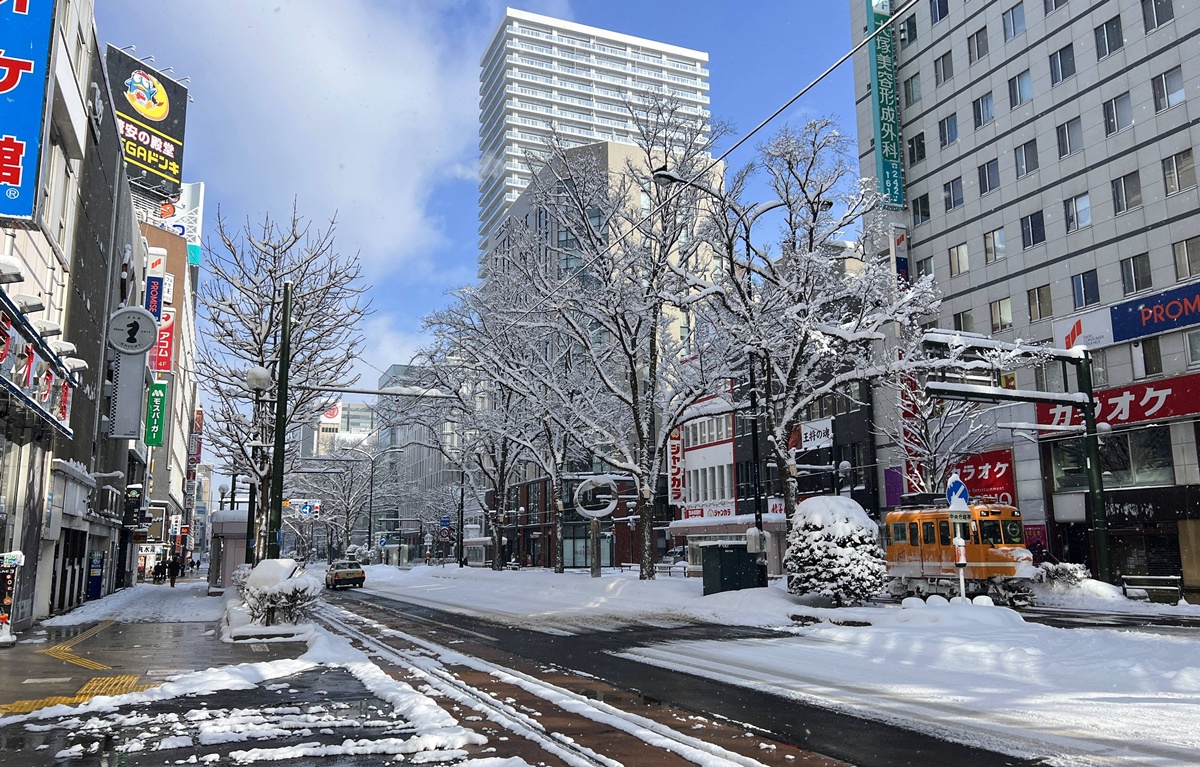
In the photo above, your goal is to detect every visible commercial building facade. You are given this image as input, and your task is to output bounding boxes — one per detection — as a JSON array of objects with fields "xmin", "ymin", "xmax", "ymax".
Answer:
[{"xmin": 852, "ymin": 0, "xmax": 1200, "ymax": 586}]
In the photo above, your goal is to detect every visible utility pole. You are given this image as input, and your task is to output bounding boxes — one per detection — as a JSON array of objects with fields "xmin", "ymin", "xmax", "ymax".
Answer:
[{"xmin": 267, "ymin": 281, "xmax": 293, "ymax": 560}]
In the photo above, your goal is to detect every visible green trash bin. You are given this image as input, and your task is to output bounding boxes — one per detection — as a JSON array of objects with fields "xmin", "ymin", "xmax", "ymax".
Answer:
[{"xmin": 701, "ymin": 542, "xmax": 765, "ymax": 596}]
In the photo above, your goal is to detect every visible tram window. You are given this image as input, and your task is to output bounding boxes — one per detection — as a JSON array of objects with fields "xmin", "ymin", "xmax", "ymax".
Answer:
[
  {"xmin": 909, "ymin": 522, "xmax": 920, "ymax": 545},
  {"xmin": 1002, "ymin": 520, "xmax": 1024, "ymax": 544},
  {"xmin": 922, "ymin": 522, "xmax": 936, "ymax": 544},
  {"xmin": 891, "ymin": 522, "xmax": 907, "ymax": 543},
  {"xmin": 938, "ymin": 520, "xmax": 951, "ymax": 545},
  {"xmin": 970, "ymin": 521, "xmax": 980, "ymax": 545},
  {"xmin": 980, "ymin": 520, "xmax": 1003, "ymax": 545}
]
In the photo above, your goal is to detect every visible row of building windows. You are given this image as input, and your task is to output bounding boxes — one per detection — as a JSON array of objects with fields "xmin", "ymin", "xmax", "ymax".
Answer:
[{"xmin": 685, "ymin": 464, "xmax": 734, "ymax": 503}]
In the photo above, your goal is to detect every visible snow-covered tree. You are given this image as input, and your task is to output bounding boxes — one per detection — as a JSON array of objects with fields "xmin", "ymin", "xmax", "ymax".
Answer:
[
  {"xmin": 197, "ymin": 209, "xmax": 370, "ymax": 556},
  {"xmin": 785, "ymin": 495, "xmax": 885, "ymax": 606}
]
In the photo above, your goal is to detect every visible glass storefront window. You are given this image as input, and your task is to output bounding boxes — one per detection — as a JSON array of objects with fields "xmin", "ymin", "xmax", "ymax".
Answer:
[{"xmin": 1051, "ymin": 425, "xmax": 1175, "ymax": 491}]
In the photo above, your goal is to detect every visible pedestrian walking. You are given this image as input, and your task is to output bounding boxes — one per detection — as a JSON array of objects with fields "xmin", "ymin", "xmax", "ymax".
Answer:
[
  {"xmin": 168, "ymin": 555, "xmax": 181, "ymax": 587},
  {"xmin": 152, "ymin": 560, "xmax": 165, "ymax": 584}
]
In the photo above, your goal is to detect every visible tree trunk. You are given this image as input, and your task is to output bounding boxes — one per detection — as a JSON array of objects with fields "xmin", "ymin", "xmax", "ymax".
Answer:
[
  {"xmin": 638, "ymin": 496, "xmax": 655, "ymax": 580},
  {"xmin": 491, "ymin": 507, "xmax": 504, "ymax": 571},
  {"xmin": 552, "ymin": 474, "xmax": 565, "ymax": 574}
]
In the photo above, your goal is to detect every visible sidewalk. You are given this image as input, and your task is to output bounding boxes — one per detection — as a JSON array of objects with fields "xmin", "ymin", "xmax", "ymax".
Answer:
[{"xmin": 0, "ymin": 571, "xmax": 296, "ymax": 716}]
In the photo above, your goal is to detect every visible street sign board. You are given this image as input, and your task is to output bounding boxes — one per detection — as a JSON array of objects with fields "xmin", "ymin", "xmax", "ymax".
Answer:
[
  {"xmin": 108, "ymin": 306, "xmax": 158, "ymax": 354},
  {"xmin": 438, "ymin": 527, "xmax": 451, "ymax": 541},
  {"xmin": 144, "ymin": 381, "xmax": 168, "ymax": 447},
  {"xmin": 946, "ymin": 474, "xmax": 969, "ymax": 507},
  {"xmin": 379, "ymin": 537, "xmax": 387, "ymax": 547},
  {"xmin": 948, "ymin": 509, "xmax": 971, "ymax": 523},
  {"xmin": 440, "ymin": 517, "xmax": 451, "ymax": 528}
]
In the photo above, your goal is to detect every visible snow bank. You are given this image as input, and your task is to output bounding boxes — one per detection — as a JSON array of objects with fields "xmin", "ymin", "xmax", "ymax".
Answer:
[
  {"xmin": 41, "ymin": 581, "xmax": 224, "ymax": 626},
  {"xmin": 791, "ymin": 494, "xmax": 877, "ymax": 533}
]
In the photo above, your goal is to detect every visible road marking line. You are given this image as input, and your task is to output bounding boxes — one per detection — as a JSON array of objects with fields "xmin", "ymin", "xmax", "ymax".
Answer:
[
  {"xmin": 36, "ymin": 620, "xmax": 115, "ymax": 670},
  {"xmin": 21, "ymin": 677, "xmax": 73, "ymax": 685}
]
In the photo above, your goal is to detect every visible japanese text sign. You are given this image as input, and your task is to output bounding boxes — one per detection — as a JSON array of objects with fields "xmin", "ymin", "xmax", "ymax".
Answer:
[
  {"xmin": 0, "ymin": 1, "xmax": 56, "ymax": 223},
  {"xmin": 866, "ymin": 0, "xmax": 904, "ymax": 209},
  {"xmin": 105, "ymin": 46, "xmax": 188, "ymax": 200},
  {"xmin": 667, "ymin": 428, "xmax": 685, "ymax": 505},
  {"xmin": 152, "ymin": 308, "xmax": 175, "ymax": 372},
  {"xmin": 1036, "ymin": 371, "xmax": 1200, "ymax": 430},
  {"xmin": 951, "ymin": 448, "xmax": 1015, "ymax": 505},
  {"xmin": 145, "ymin": 381, "xmax": 168, "ymax": 447}
]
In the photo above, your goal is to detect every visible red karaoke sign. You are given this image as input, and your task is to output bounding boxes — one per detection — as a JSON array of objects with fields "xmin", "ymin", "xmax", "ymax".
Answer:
[{"xmin": 1035, "ymin": 371, "xmax": 1200, "ymax": 430}]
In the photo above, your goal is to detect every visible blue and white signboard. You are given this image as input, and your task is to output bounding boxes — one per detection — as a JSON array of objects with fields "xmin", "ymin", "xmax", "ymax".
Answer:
[
  {"xmin": 0, "ymin": 1, "xmax": 56, "ymax": 223},
  {"xmin": 946, "ymin": 473, "xmax": 969, "ymax": 507},
  {"xmin": 439, "ymin": 517, "xmax": 451, "ymax": 528}
]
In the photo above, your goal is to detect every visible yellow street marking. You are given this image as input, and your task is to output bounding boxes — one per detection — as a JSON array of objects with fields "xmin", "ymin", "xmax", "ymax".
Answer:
[
  {"xmin": 36, "ymin": 620, "xmax": 114, "ymax": 670},
  {"xmin": 0, "ymin": 674, "xmax": 158, "ymax": 715}
]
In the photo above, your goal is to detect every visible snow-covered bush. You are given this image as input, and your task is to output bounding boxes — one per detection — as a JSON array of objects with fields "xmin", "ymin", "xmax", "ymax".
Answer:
[
  {"xmin": 240, "ymin": 559, "xmax": 322, "ymax": 626},
  {"xmin": 230, "ymin": 564, "xmax": 253, "ymax": 596},
  {"xmin": 785, "ymin": 496, "xmax": 885, "ymax": 607},
  {"xmin": 1036, "ymin": 561, "xmax": 1090, "ymax": 587}
]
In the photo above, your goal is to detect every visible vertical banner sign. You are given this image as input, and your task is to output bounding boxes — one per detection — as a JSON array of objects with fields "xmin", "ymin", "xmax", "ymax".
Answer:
[
  {"xmin": 104, "ymin": 46, "xmax": 188, "ymax": 200},
  {"xmin": 866, "ymin": 0, "xmax": 904, "ymax": 208},
  {"xmin": 145, "ymin": 381, "xmax": 168, "ymax": 447},
  {"xmin": 667, "ymin": 428, "xmax": 685, "ymax": 505},
  {"xmin": 145, "ymin": 247, "xmax": 165, "ymax": 321},
  {"xmin": 152, "ymin": 308, "xmax": 175, "ymax": 372},
  {"xmin": 0, "ymin": 1, "xmax": 56, "ymax": 223}
]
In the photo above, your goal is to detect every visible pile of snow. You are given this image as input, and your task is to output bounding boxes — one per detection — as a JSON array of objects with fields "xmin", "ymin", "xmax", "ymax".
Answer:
[
  {"xmin": 238, "ymin": 559, "xmax": 323, "ymax": 629},
  {"xmin": 41, "ymin": 581, "xmax": 224, "ymax": 626},
  {"xmin": 785, "ymin": 495, "xmax": 885, "ymax": 607}
]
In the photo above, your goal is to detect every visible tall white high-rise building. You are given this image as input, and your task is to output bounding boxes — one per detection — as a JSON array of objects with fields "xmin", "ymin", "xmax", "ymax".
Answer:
[{"xmin": 478, "ymin": 8, "xmax": 711, "ymax": 251}]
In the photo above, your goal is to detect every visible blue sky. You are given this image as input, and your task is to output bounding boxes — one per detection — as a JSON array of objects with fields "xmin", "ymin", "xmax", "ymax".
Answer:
[{"xmin": 95, "ymin": 1, "xmax": 856, "ymax": 388}]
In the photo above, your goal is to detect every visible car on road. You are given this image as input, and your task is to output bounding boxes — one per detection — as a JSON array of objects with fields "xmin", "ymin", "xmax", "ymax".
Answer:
[
  {"xmin": 324, "ymin": 560, "xmax": 365, "ymax": 589},
  {"xmin": 662, "ymin": 546, "xmax": 687, "ymax": 565}
]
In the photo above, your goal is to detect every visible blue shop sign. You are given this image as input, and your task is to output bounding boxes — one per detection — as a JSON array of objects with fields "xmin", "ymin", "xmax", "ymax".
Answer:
[
  {"xmin": 1110, "ymin": 282, "xmax": 1200, "ymax": 342},
  {"xmin": 0, "ymin": 1, "xmax": 57, "ymax": 223}
]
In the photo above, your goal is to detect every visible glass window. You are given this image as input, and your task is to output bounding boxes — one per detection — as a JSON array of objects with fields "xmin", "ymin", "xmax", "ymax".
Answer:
[
  {"xmin": 930, "ymin": 0, "xmax": 949, "ymax": 24},
  {"xmin": 1008, "ymin": 70, "xmax": 1033, "ymax": 108},
  {"xmin": 1112, "ymin": 171, "xmax": 1142, "ymax": 214},
  {"xmin": 904, "ymin": 74, "xmax": 922, "ymax": 107},
  {"xmin": 935, "ymin": 51, "xmax": 954, "ymax": 85},
  {"xmin": 1064, "ymin": 192, "xmax": 1091, "ymax": 232},
  {"xmin": 949, "ymin": 243, "xmax": 969, "ymax": 276},
  {"xmin": 1139, "ymin": 337, "xmax": 1164, "ymax": 376},
  {"xmin": 1093, "ymin": 348, "xmax": 1109, "ymax": 386},
  {"xmin": 1003, "ymin": 3, "xmax": 1026, "ymax": 40},
  {"xmin": 1020, "ymin": 210, "xmax": 1045, "ymax": 248},
  {"xmin": 1028, "ymin": 284, "xmax": 1053, "ymax": 321},
  {"xmin": 991, "ymin": 297, "xmax": 1013, "ymax": 332},
  {"xmin": 938, "ymin": 520, "xmax": 951, "ymax": 546},
  {"xmin": 985, "ymin": 227, "xmax": 1006, "ymax": 263},
  {"xmin": 980, "ymin": 520, "xmax": 1003, "ymax": 545},
  {"xmin": 909, "ymin": 522, "xmax": 920, "ymax": 544},
  {"xmin": 1072, "ymin": 269, "xmax": 1100, "ymax": 308},
  {"xmin": 916, "ymin": 255, "xmax": 934, "ymax": 278},
  {"xmin": 1173, "ymin": 236, "xmax": 1200, "ymax": 280},
  {"xmin": 900, "ymin": 14, "xmax": 918, "ymax": 49},
  {"xmin": 1050, "ymin": 44, "xmax": 1076, "ymax": 84},
  {"xmin": 1143, "ymin": 0, "xmax": 1174, "ymax": 32},
  {"xmin": 1103, "ymin": 92, "xmax": 1133, "ymax": 135},
  {"xmin": 943, "ymin": 177, "xmax": 964, "ymax": 210},
  {"xmin": 973, "ymin": 92, "xmax": 995, "ymax": 128},
  {"xmin": 892, "ymin": 522, "xmax": 908, "ymax": 542},
  {"xmin": 968, "ymin": 27, "xmax": 989, "ymax": 63},
  {"xmin": 979, "ymin": 158, "xmax": 1000, "ymax": 194},
  {"xmin": 1056, "ymin": 117, "xmax": 1082, "ymax": 156},
  {"xmin": 1003, "ymin": 520, "xmax": 1025, "ymax": 544},
  {"xmin": 1095, "ymin": 15, "xmax": 1124, "ymax": 59},
  {"xmin": 1044, "ymin": 0, "xmax": 1068, "ymax": 12},
  {"xmin": 908, "ymin": 133, "xmax": 927, "ymax": 164},
  {"xmin": 1152, "ymin": 66, "xmax": 1185, "ymax": 111},
  {"xmin": 954, "ymin": 309, "xmax": 974, "ymax": 332},
  {"xmin": 1036, "ymin": 360, "xmax": 1067, "ymax": 392},
  {"xmin": 1015, "ymin": 139, "xmax": 1039, "ymax": 177},
  {"xmin": 938, "ymin": 114, "xmax": 958, "ymax": 147},
  {"xmin": 1121, "ymin": 252, "xmax": 1152, "ymax": 294},
  {"xmin": 1186, "ymin": 329, "xmax": 1200, "ymax": 367},
  {"xmin": 923, "ymin": 521, "xmax": 937, "ymax": 544},
  {"xmin": 912, "ymin": 193, "xmax": 931, "ymax": 226},
  {"xmin": 1163, "ymin": 149, "xmax": 1196, "ymax": 195}
]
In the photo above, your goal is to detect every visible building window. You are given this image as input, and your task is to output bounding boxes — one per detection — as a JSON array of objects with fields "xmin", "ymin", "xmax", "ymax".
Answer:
[
  {"xmin": 938, "ymin": 114, "xmax": 959, "ymax": 146},
  {"xmin": 973, "ymin": 92, "xmax": 994, "ymax": 128},
  {"xmin": 1049, "ymin": 44, "xmax": 1076, "ymax": 84},
  {"xmin": 1015, "ymin": 139, "xmax": 1039, "ymax": 177},
  {"xmin": 984, "ymin": 227, "xmax": 1006, "ymax": 263},
  {"xmin": 1112, "ymin": 171, "xmax": 1142, "ymax": 214},
  {"xmin": 1044, "ymin": 0, "xmax": 1068, "ymax": 12},
  {"xmin": 915, "ymin": 255, "xmax": 934, "ymax": 278},
  {"xmin": 1163, "ymin": 149, "xmax": 1196, "ymax": 195},
  {"xmin": 1028, "ymin": 284, "xmax": 1053, "ymax": 322},
  {"xmin": 1052, "ymin": 425, "xmax": 1173, "ymax": 491},
  {"xmin": 990, "ymin": 297, "xmax": 1013, "ymax": 332},
  {"xmin": 900, "ymin": 14, "xmax": 918, "ymax": 49},
  {"xmin": 1137, "ymin": 336, "xmax": 1164, "ymax": 377},
  {"xmin": 930, "ymin": 0, "xmax": 949, "ymax": 24},
  {"xmin": 908, "ymin": 133, "xmax": 927, "ymax": 164},
  {"xmin": 1035, "ymin": 361, "xmax": 1066, "ymax": 392},
  {"xmin": 1064, "ymin": 192, "xmax": 1091, "ymax": 232},
  {"xmin": 968, "ymin": 27, "xmax": 989, "ymax": 63},
  {"xmin": 904, "ymin": 74, "xmax": 922, "ymax": 107},
  {"xmin": 943, "ymin": 177, "xmax": 964, "ymax": 210},
  {"xmin": 978, "ymin": 159, "xmax": 1000, "ymax": 194},
  {"xmin": 912, "ymin": 193, "xmax": 931, "ymax": 226},
  {"xmin": 1020, "ymin": 211, "xmax": 1045, "ymax": 248},
  {"xmin": 934, "ymin": 51, "xmax": 954, "ymax": 86},
  {"xmin": 1143, "ymin": 0, "xmax": 1174, "ymax": 32},
  {"xmin": 1094, "ymin": 15, "xmax": 1124, "ymax": 59},
  {"xmin": 1072, "ymin": 269, "xmax": 1099, "ymax": 308},
  {"xmin": 1152, "ymin": 66, "xmax": 1185, "ymax": 112},
  {"xmin": 1056, "ymin": 117, "xmax": 1083, "ymax": 157},
  {"xmin": 1121, "ymin": 252, "xmax": 1152, "ymax": 294},
  {"xmin": 1008, "ymin": 70, "xmax": 1032, "ymax": 108},
  {"xmin": 1003, "ymin": 3, "xmax": 1026, "ymax": 40},
  {"xmin": 1187, "ymin": 329, "xmax": 1200, "ymax": 367},
  {"xmin": 953, "ymin": 310, "xmax": 974, "ymax": 332},
  {"xmin": 1173, "ymin": 235, "xmax": 1200, "ymax": 280},
  {"xmin": 949, "ymin": 242, "xmax": 969, "ymax": 276},
  {"xmin": 1103, "ymin": 92, "xmax": 1133, "ymax": 135}
]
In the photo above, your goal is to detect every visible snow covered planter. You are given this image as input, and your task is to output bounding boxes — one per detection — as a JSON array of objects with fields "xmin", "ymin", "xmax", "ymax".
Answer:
[
  {"xmin": 240, "ymin": 559, "xmax": 322, "ymax": 626},
  {"xmin": 785, "ymin": 496, "xmax": 886, "ymax": 607}
]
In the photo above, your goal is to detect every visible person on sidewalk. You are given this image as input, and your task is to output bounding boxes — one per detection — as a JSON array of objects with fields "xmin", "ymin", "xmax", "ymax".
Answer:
[
  {"xmin": 168, "ymin": 555, "xmax": 181, "ymax": 587},
  {"xmin": 153, "ymin": 560, "xmax": 165, "ymax": 584}
]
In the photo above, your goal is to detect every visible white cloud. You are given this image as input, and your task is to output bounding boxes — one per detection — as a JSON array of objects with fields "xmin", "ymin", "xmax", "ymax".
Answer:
[{"xmin": 349, "ymin": 314, "xmax": 430, "ymax": 391}]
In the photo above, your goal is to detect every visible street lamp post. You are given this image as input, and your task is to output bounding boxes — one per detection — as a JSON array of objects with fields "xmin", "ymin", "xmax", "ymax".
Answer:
[{"xmin": 267, "ymin": 281, "xmax": 294, "ymax": 560}]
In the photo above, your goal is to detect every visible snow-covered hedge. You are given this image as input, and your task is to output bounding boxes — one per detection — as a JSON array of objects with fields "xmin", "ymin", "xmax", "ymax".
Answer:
[
  {"xmin": 785, "ymin": 495, "xmax": 886, "ymax": 607},
  {"xmin": 1035, "ymin": 561, "xmax": 1090, "ymax": 587},
  {"xmin": 239, "ymin": 559, "xmax": 322, "ymax": 626}
]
